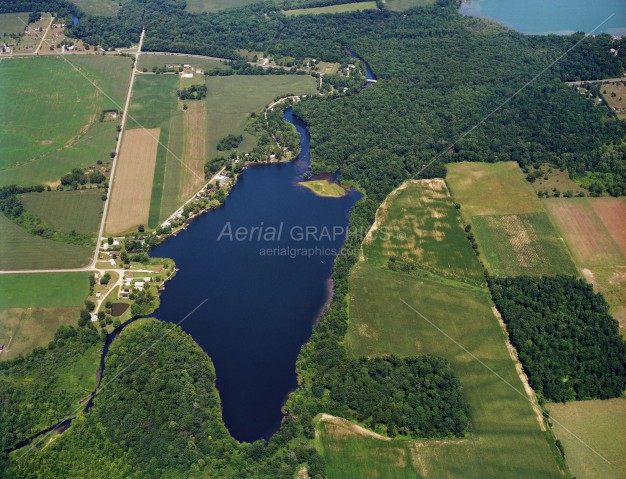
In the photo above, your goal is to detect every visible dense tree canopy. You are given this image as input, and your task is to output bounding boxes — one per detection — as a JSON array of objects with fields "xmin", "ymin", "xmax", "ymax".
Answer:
[{"xmin": 489, "ymin": 276, "xmax": 626, "ymax": 402}]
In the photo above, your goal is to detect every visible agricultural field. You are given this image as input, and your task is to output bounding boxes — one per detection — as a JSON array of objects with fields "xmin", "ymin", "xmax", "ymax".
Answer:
[
  {"xmin": 21, "ymin": 189, "xmax": 104, "ymax": 235},
  {"xmin": 185, "ymin": 0, "xmax": 265, "ymax": 13},
  {"xmin": 601, "ymin": 81, "xmax": 626, "ymax": 120},
  {"xmin": 125, "ymin": 74, "xmax": 317, "ymax": 227},
  {"xmin": 545, "ymin": 197, "xmax": 626, "ymax": 328},
  {"xmin": 447, "ymin": 162, "xmax": 578, "ymax": 277},
  {"xmin": 0, "ymin": 213, "xmax": 93, "ymax": 270},
  {"xmin": 0, "ymin": 56, "xmax": 132, "ymax": 186},
  {"xmin": 547, "ymin": 399, "xmax": 626, "ymax": 479},
  {"xmin": 471, "ymin": 213, "xmax": 579, "ymax": 277},
  {"xmin": 283, "ymin": 2, "xmax": 378, "ymax": 16},
  {"xmin": 137, "ymin": 54, "xmax": 230, "ymax": 72},
  {"xmin": 0, "ymin": 273, "xmax": 89, "ymax": 360},
  {"xmin": 362, "ymin": 180, "xmax": 485, "ymax": 285},
  {"xmin": 106, "ymin": 128, "xmax": 160, "ymax": 234},
  {"xmin": 385, "ymin": 0, "xmax": 435, "ymax": 11},
  {"xmin": 340, "ymin": 185, "xmax": 562, "ymax": 477},
  {"xmin": 71, "ymin": 0, "xmax": 120, "ymax": 16},
  {"xmin": 0, "ymin": 12, "xmax": 28, "ymax": 37}
]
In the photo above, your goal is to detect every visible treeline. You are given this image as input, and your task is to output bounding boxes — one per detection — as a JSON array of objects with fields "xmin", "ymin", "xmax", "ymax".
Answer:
[
  {"xmin": 0, "ymin": 0, "xmax": 78, "ymax": 20},
  {"xmin": 217, "ymin": 134, "xmax": 243, "ymax": 151},
  {"xmin": 489, "ymin": 276, "xmax": 626, "ymax": 402},
  {"xmin": 0, "ymin": 326, "xmax": 102, "ymax": 451}
]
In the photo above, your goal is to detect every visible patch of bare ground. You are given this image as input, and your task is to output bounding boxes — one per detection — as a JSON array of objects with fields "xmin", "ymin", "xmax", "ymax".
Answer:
[{"xmin": 319, "ymin": 414, "xmax": 391, "ymax": 442}]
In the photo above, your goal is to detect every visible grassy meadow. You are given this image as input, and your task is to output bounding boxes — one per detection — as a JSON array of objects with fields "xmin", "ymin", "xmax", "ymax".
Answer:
[
  {"xmin": 126, "ymin": 74, "xmax": 318, "ymax": 227},
  {"xmin": 385, "ymin": 0, "xmax": 435, "ymax": 11},
  {"xmin": 0, "ymin": 12, "xmax": 28, "ymax": 36},
  {"xmin": 0, "ymin": 272, "xmax": 89, "ymax": 360},
  {"xmin": 70, "ymin": 0, "xmax": 120, "ymax": 16},
  {"xmin": 0, "ymin": 56, "xmax": 132, "ymax": 186},
  {"xmin": 332, "ymin": 179, "xmax": 563, "ymax": 478},
  {"xmin": 0, "ymin": 214, "xmax": 93, "ymax": 270},
  {"xmin": 21, "ymin": 189, "xmax": 104, "ymax": 235},
  {"xmin": 137, "ymin": 54, "xmax": 230, "ymax": 72},
  {"xmin": 185, "ymin": 0, "xmax": 265, "ymax": 13},
  {"xmin": 447, "ymin": 162, "xmax": 577, "ymax": 277},
  {"xmin": 283, "ymin": 2, "xmax": 378, "ymax": 16},
  {"xmin": 547, "ymin": 399, "xmax": 626, "ymax": 479}
]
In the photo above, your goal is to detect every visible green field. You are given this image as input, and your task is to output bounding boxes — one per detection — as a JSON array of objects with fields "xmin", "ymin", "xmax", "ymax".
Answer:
[
  {"xmin": 0, "ymin": 56, "xmax": 132, "ymax": 186},
  {"xmin": 547, "ymin": 399, "xmax": 626, "ymax": 479},
  {"xmin": 334, "ymin": 178, "xmax": 563, "ymax": 478},
  {"xmin": 21, "ymin": 189, "xmax": 104, "ymax": 235},
  {"xmin": 298, "ymin": 179, "xmax": 347, "ymax": 198},
  {"xmin": 363, "ymin": 180, "xmax": 485, "ymax": 286},
  {"xmin": 137, "ymin": 54, "xmax": 230, "ymax": 72},
  {"xmin": 0, "ymin": 213, "xmax": 93, "ymax": 270},
  {"xmin": 185, "ymin": 0, "xmax": 265, "ymax": 13},
  {"xmin": 385, "ymin": 0, "xmax": 435, "ymax": 11},
  {"xmin": 283, "ymin": 2, "xmax": 378, "ymax": 16},
  {"xmin": 472, "ymin": 212, "xmax": 579, "ymax": 277},
  {"xmin": 71, "ymin": 0, "xmax": 120, "ymax": 16},
  {"xmin": 0, "ymin": 12, "xmax": 28, "ymax": 36},
  {"xmin": 128, "ymin": 74, "xmax": 318, "ymax": 226}
]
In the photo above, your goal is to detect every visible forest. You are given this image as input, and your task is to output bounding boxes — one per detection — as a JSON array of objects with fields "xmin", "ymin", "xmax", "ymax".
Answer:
[{"xmin": 489, "ymin": 276, "xmax": 626, "ymax": 403}]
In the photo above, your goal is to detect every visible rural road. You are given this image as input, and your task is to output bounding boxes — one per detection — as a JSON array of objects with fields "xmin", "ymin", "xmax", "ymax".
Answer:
[
  {"xmin": 34, "ymin": 16, "xmax": 54, "ymax": 54},
  {"xmin": 565, "ymin": 76, "xmax": 626, "ymax": 86}
]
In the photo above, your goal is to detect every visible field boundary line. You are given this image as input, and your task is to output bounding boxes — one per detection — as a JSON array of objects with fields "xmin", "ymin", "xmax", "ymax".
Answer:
[{"xmin": 399, "ymin": 298, "xmax": 613, "ymax": 466}]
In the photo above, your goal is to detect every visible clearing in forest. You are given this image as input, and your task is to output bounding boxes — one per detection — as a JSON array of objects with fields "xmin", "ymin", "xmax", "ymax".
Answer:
[
  {"xmin": 106, "ymin": 128, "xmax": 160, "ymax": 234},
  {"xmin": 283, "ymin": 2, "xmax": 378, "ymax": 16}
]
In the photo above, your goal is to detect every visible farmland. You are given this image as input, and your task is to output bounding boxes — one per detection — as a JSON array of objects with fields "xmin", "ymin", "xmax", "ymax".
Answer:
[
  {"xmin": 137, "ymin": 54, "xmax": 230, "ymax": 72},
  {"xmin": 547, "ymin": 399, "xmax": 626, "ymax": 479},
  {"xmin": 362, "ymin": 180, "xmax": 485, "ymax": 285},
  {"xmin": 0, "ymin": 56, "xmax": 132, "ymax": 186},
  {"xmin": 71, "ymin": 0, "xmax": 120, "ymax": 16},
  {"xmin": 125, "ymin": 74, "xmax": 318, "ymax": 227},
  {"xmin": 447, "ymin": 162, "xmax": 578, "ymax": 277},
  {"xmin": 0, "ymin": 214, "xmax": 93, "ymax": 270},
  {"xmin": 0, "ymin": 273, "xmax": 89, "ymax": 360},
  {"xmin": 106, "ymin": 128, "xmax": 160, "ymax": 234},
  {"xmin": 185, "ymin": 0, "xmax": 265, "ymax": 13},
  {"xmin": 0, "ymin": 12, "xmax": 28, "ymax": 36},
  {"xmin": 338, "ymin": 179, "xmax": 563, "ymax": 478},
  {"xmin": 21, "ymin": 189, "xmax": 104, "ymax": 235},
  {"xmin": 385, "ymin": 0, "xmax": 435, "ymax": 11},
  {"xmin": 283, "ymin": 2, "xmax": 378, "ymax": 16}
]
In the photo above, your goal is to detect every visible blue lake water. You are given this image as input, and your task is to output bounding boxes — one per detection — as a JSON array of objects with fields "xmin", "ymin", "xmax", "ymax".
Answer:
[
  {"xmin": 151, "ymin": 110, "xmax": 360, "ymax": 442},
  {"xmin": 460, "ymin": 0, "xmax": 626, "ymax": 36}
]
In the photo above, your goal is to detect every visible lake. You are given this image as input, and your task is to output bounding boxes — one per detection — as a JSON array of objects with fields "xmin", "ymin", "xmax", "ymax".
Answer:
[
  {"xmin": 460, "ymin": 0, "xmax": 626, "ymax": 36},
  {"xmin": 150, "ymin": 110, "xmax": 360, "ymax": 442}
]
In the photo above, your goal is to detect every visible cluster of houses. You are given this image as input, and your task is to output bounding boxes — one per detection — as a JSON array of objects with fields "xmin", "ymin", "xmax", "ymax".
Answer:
[{"xmin": 120, "ymin": 272, "xmax": 154, "ymax": 299}]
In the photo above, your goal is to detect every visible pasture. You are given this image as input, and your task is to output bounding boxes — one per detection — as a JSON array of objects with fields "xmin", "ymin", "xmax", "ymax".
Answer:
[
  {"xmin": 528, "ymin": 164, "xmax": 586, "ymax": 196},
  {"xmin": 601, "ymin": 82, "xmax": 626, "ymax": 120},
  {"xmin": 106, "ymin": 128, "xmax": 160, "ymax": 234},
  {"xmin": 472, "ymin": 212, "xmax": 579, "ymax": 277},
  {"xmin": 0, "ymin": 56, "xmax": 131, "ymax": 186},
  {"xmin": 138, "ymin": 54, "xmax": 230, "ymax": 72},
  {"xmin": 547, "ymin": 398, "xmax": 626, "ymax": 479},
  {"xmin": 0, "ymin": 12, "xmax": 28, "ymax": 36},
  {"xmin": 385, "ymin": 0, "xmax": 435, "ymax": 11},
  {"xmin": 446, "ymin": 162, "xmax": 542, "ymax": 217},
  {"xmin": 71, "ymin": 0, "xmax": 120, "ymax": 16},
  {"xmin": 362, "ymin": 179, "xmax": 485, "ymax": 285},
  {"xmin": 283, "ymin": 2, "xmax": 378, "ymax": 16},
  {"xmin": 185, "ymin": 0, "xmax": 264, "ymax": 13},
  {"xmin": 126, "ymin": 74, "xmax": 318, "ymax": 226},
  {"xmin": 21, "ymin": 189, "xmax": 104, "ymax": 235},
  {"xmin": 0, "ymin": 213, "xmax": 93, "ymax": 270}
]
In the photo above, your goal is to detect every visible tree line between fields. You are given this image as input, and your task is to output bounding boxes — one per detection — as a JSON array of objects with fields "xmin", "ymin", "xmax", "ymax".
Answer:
[{"xmin": 1, "ymin": 0, "xmax": 625, "ymax": 477}]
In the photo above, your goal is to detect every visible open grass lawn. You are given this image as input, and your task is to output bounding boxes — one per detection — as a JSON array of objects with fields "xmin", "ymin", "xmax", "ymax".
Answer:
[
  {"xmin": 0, "ymin": 56, "xmax": 132, "ymax": 186},
  {"xmin": 0, "ymin": 214, "xmax": 93, "ymax": 270},
  {"xmin": 71, "ymin": 0, "xmax": 120, "ymax": 16},
  {"xmin": 362, "ymin": 179, "xmax": 485, "ymax": 286},
  {"xmin": 297, "ymin": 179, "xmax": 346, "ymax": 198},
  {"xmin": 446, "ymin": 162, "xmax": 542, "ymax": 217},
  {"xmin": 185, "ymin": 0, "xmax": 265, "ymax": 13},
  {"xmin": 21, "ymin": 189, "xmax": 104, "ymax": 235},
  {"xmin": 283, "ymin": 2, "xmax": 378, "ymax": 16},
  {"xmin": 337, "ymin": 177, "xmax": 563, "ymax": 478},
  {"xmin": 0, "ymin": 12, "xmax": 28, "ymax": 36},
  {"xmin": 472, "ymin": 212, "xmax": 579, "ymax": 277},
  {"xmin": 137, "ymin": 54, "xmax": 230, "ymax": 72},
  {"xmin": 547, "ymin": 399, "xmax": 626, "ymax": 479},
  {"xmin": 127, "ymin": 74, "xmax": 318, "ymax": 227},
  {"xmin": 385, "ymin": 0, "xmax": 435, "ymax": 11}
]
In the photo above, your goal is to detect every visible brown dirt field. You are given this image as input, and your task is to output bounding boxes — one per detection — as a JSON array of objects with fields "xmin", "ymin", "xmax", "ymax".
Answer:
[
  {"xmin": 106, "ymin": 128, "xmax": 160, "ymax": 234},
  {"xmin": 544, "ymin": 198, "xmax": 624, "ymax": 266},
  {"xmin": 590, "ymin": 197, "xmax": 626, "ymax": 256},
  {"xmin": 180, "ymin": 102, "xmax": 207, "ymax": 199}
]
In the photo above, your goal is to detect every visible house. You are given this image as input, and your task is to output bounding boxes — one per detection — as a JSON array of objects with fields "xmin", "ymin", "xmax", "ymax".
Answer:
[
  {"xmin": 182, "ymin": 72, "xmax": 194, "ymax": 78},
  {"xmin": 90, "ymin": 313, "xmax": 98, "ymax": 322},
  {"xmin": 143, "ymin": 277, "xmax": 152, "ymax": 282},
  {"xmin": 112, "ymin": 240, "xmax": 120, "ymax": 246},
  {"xmin": 154, "ymin": 266, "xmax": 164, "ymax": 273},
  {"xmin": 0, "ymin": 345, "xmax": 5, "ymax": 351}
]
